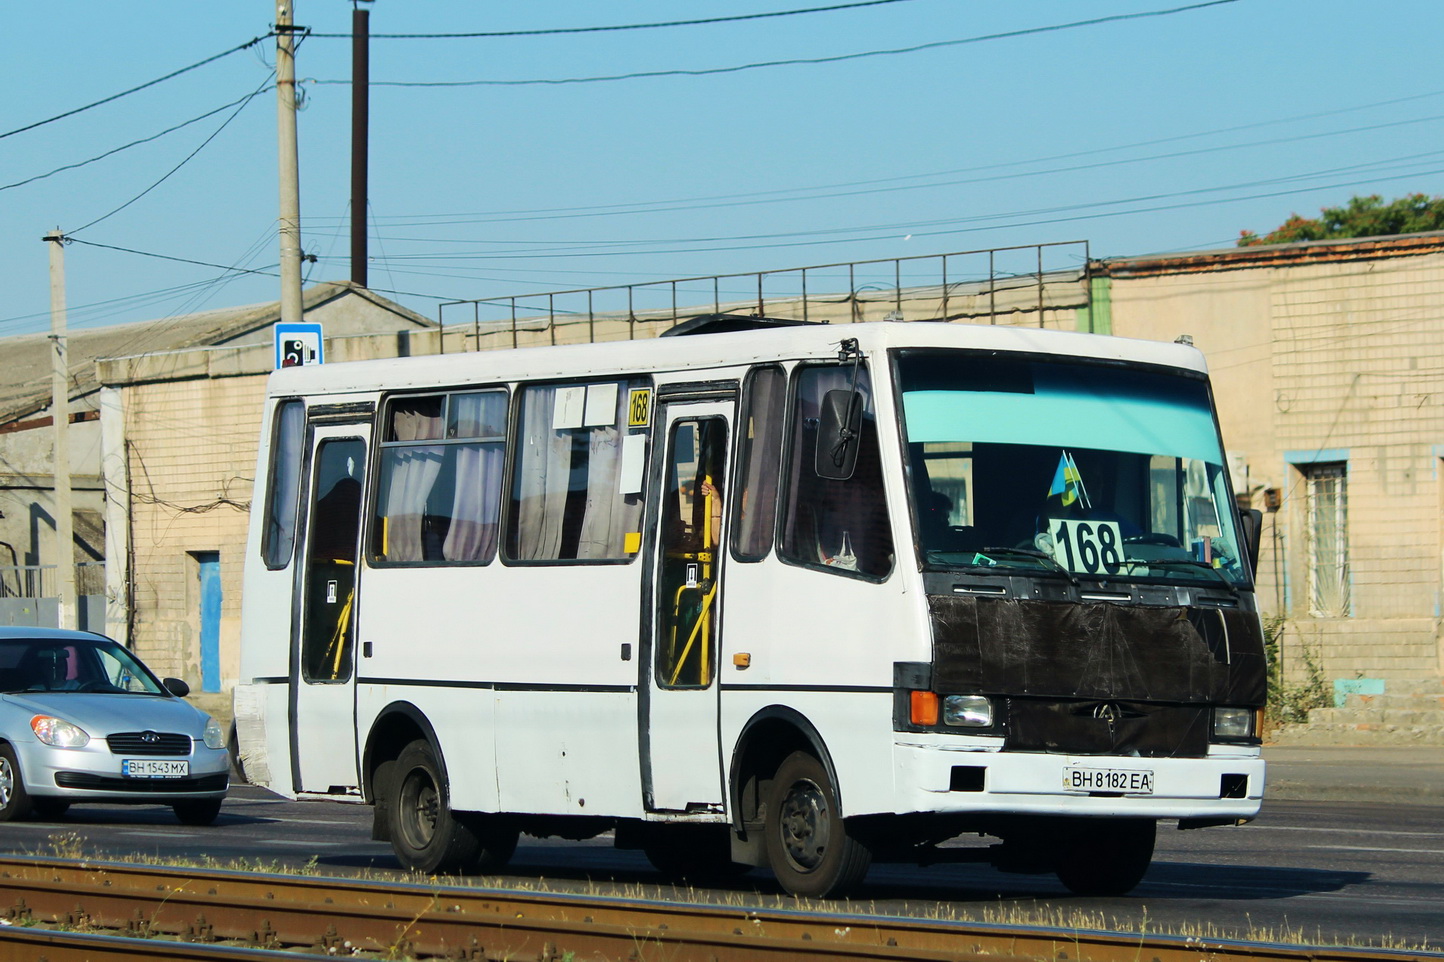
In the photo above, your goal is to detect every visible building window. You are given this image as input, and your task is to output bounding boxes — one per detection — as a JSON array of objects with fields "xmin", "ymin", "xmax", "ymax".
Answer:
[{"xmin": 1304, "ymin": 462, "xmax": 1349, "ymax": 617}]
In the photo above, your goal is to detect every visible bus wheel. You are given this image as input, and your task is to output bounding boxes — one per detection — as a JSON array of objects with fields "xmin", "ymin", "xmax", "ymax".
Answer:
[
  {"xmin": 1054, "ymin": 818, "xmax": 1156, "ymax": 896},
  {"xmin": 457, "ymin": 813, "xmax": 519, "ymax": 873},
  {"xmin": 764, "ymin": 751, "xmax": 871, "ymax": 898},
  {"xmin": 389, "ymin": 740, "xmax": 481, "ymax": 874}
]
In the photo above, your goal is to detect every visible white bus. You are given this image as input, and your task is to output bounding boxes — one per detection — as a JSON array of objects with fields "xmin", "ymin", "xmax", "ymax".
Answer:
[{"xmin": 235, "ymin": 317, "xmax": 1266, "ymax": 897}]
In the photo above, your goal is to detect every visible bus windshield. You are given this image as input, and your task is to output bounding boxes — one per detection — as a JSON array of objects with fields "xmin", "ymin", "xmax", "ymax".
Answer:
[{"xmin": 896, "ymin": 351, "xmax": 1249, "ymax": 587}]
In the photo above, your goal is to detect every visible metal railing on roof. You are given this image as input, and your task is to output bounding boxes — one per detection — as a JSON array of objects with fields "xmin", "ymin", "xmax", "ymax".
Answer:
[{"xmin": 438, "ymin": 242, "xmax": 1093, "ymax": 349}]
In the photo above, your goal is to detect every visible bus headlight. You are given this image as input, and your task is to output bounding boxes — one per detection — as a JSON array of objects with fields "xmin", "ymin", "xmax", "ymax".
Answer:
[
  {"xmin": 1212, "ymin": 706, "xmax": 1255, "ymax": 740},
  {"xmin": 942, "ymin": 695, "xmax": 993, "ymax": 728}
]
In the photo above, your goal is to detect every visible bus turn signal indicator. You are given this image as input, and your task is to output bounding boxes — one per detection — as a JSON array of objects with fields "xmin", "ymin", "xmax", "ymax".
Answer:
[{"xmin": 910, "ymin": 690, "xmax": 939, "ymax": 726}]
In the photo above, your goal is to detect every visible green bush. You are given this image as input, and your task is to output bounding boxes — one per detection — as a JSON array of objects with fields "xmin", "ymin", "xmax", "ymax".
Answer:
[{"xmin": 1264, "ymin": 617, "xmax": 1332, "ymax": 725}]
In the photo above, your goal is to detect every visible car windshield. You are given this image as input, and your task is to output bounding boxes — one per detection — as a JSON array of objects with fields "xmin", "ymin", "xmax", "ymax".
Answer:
[
  {"xmin": 0, "ymin": 638, "xmax": 167, "ymax": 695},
  {"xmin": 897, "ymin": 350, "xmax": 1250, "ymax": 588}
]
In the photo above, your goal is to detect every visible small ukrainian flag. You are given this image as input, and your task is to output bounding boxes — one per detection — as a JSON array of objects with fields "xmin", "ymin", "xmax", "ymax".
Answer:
[{"xmin": 1047, "ymin": 451, "xmax": 1091, "ymax": 510}]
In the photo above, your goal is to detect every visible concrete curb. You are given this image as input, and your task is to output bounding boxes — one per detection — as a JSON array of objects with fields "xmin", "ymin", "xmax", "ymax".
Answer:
[{"xmin": 1262, "ymin": 745, "xmax": 1444, "ymax": 806}]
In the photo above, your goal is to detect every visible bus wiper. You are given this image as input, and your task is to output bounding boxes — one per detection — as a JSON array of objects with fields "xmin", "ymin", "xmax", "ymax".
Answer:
[
  {"xmin": 973, "ymin": 546, "xmax": 1079, "ymax": 584},
  {"xmin": 1139, "ymin": 557, "xmax": 1238, "ymax": 592}
]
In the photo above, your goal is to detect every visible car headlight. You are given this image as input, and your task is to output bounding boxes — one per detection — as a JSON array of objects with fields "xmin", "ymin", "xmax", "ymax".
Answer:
[
  {"xmin": 1212, "ymin": 706, "xmax": 1256, "ymax": 740},
  {"xmin": 31, "ymin": 715, "xmax": 90, "ymax": 749},
  {"xmin": 942, "ymin": 694, "xmax": 994, "ymax": 728},
  {"xmin": 202, "ymin": 716, "xmax": 226, "ymax": 750}
]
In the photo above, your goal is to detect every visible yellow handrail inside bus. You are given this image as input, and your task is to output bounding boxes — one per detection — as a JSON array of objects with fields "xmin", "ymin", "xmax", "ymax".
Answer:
[{"xmin": 665, "ymin": 475, "xmax": 718, "ymax": 687}]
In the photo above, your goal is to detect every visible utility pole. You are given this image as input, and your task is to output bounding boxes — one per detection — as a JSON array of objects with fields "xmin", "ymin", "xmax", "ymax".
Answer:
[
  {"xmin": 351, "ymin": 1, "xmax": 370, "ymax": 287},
  {"xmin": 276, "ymin": 0, "xmax": 304, "ymax": 324},
  {"xmin": 44, "ymin": 230, "xmax": 78, "ymax": 630}
]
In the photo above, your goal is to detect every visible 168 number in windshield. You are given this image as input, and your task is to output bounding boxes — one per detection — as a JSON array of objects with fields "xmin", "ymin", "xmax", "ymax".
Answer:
[{"xmin": 1050, "ymin": 519, "xmax": 1124, "ymax": 575}]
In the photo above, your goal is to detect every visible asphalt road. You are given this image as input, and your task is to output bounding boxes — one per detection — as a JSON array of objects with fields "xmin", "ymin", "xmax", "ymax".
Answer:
[{"xmin": 0, "ymin": 781, "xmax": 1439, "ymax": 951}]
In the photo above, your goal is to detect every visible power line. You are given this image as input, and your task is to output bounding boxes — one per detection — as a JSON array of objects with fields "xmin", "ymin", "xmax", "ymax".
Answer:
[
  {"xmin": 0, "ymin": 36, "xmax": 269, "ymax": 140},
  {"xmin": 69, "ymin": 73, "xmax": 274, "ymax": 234},
  {"xmin": 65, "ymin": 238, "xmax": 282, "ymax": 278},
  {"xmin": 342, "ymin": 161, "xmax": 1444, "ymax": 269},
  {"xmin": 1, "ymin": 90, "xmax": 274, "ymax": 193},
  {"xmin": 303, "ymin": 89, "xmax": 1444, "ymax": 230},
  {"xmin": 309, "ymin": 0, "xmax": 921, "ymax": 39},
  {"xmin": 335, "ymin": 114, "xmax": 1444, "ymax": 235},
  {"xmin": 314, "ymin": 1, "xmax": 1239, "ymax": 88},
  {"xmin": 327, "ymin": 151, "xmax": 1444, "ymax": 259}
]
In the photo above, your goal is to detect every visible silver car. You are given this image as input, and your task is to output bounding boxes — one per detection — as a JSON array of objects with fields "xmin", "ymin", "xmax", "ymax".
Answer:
[{"xmin": 0, "ymin": 626, "xmax": 230, "ymax": 825}]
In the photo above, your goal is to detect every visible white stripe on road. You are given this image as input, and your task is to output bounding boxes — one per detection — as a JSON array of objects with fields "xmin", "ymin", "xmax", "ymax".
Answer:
[
  {"xmin": 1307, "ymin": 845, "xmax": 1442, "ymax": 855},
  {"xmin": 1254, "ymin": 826, "xmax": 1443, "ymax": 839}
]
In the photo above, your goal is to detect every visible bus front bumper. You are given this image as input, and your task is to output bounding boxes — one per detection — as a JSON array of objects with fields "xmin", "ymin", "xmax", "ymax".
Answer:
[{"xmin": 894, "ymin": 737, "xmax": 1265, "ymax": 820}]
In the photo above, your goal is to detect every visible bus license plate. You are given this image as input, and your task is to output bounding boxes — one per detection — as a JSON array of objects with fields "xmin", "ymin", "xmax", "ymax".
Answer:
[
  {"xmin": 122, "ymin": 759, "xmax": 189, "ymax": 779},
  {"xmin": 1064, "ymin": 767, "xmax": 1153, "ymax": 794}
]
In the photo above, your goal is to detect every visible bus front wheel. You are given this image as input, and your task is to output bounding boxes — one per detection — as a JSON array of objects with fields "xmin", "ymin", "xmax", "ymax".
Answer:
[
  {"xmin": 389, "ymin": 740, "xmax": 482, "ymax": 874},
  {"xmin": 1054, "ymin": 817, "xmax": 1156, "ymax": 896},
  {"xmin": 763, "ymin": 751, "xmax": 871, "ymax": 898}
]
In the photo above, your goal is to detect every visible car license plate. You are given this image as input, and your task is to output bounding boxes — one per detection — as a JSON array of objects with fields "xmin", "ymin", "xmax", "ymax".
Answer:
[
  {"xmin": 1063, "ymin": 766, "xmax": 1154, "ymax": 794},
  {"xmin": 122, "ymin": 759, "xmax": 189, "ymax": 779}
]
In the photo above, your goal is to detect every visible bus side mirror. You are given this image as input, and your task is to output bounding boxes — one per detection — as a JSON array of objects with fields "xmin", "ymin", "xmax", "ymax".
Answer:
[
  {"xmin": 1238, "ymin": 508, "xmax": 1263, "ymax": 575},
  {"xmin": 815, "ymin": 389, "xmax": 862, "ymax": 480}
]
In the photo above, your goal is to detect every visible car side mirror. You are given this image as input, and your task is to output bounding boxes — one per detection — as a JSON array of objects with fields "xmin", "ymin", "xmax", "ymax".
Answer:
[
  {"xmin": 815, "ymin": 388, "xmax": 862, "ymax": 480},
  {"xmin": 163, "ymin": 677, "xmax": 191, "ymax": 697},
  {"xmin": 1238, "ymin": 508, "xmax": 1263, "ymax": 575}
]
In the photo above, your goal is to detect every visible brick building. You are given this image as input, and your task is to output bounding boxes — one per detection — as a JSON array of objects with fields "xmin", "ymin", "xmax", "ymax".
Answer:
[{"xmin": 1097, "ymin": 233, "xmax": 1444, "ymax": 697}]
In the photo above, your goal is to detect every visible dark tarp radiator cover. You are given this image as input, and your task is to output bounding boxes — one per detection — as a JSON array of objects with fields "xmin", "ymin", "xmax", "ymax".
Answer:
[{"xmin": 928, "ymin": 594, "xmax": 1266, "ymax": 756}]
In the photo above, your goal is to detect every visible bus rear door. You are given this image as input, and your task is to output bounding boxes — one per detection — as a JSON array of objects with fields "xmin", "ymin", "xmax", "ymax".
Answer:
[
  {"xmin": 289, "ymin": 418, "xmax": 369, "ymax": 795},
  {"xmin": 642, "ymin": 394, "xmax": 733, "ymax": 812}
]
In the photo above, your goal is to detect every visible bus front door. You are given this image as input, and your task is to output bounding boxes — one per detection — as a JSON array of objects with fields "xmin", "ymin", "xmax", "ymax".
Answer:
[
  {"xmin": 643, "ymin": 399, "xmax": 732, "ymax": 812},
  {"xmin": 289, "ymin": 423, "xmax": 368, "ymax": 796}
]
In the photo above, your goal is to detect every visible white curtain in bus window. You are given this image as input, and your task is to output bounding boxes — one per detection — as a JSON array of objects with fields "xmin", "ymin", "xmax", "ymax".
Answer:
[
  {"xmin": 372, "ymin": 391, "xmax": 506, "ymax": 565},
  {"xmin": 509, "ymin": 379, "xmax": 647, "ymax": 561},
  {"xmin": 780, "ymin": 365, "xmax": 893, "ymax": 579}
]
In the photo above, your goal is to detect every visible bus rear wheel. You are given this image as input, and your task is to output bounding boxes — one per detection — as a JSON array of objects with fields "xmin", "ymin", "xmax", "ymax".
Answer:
[
  {"xmin": 389, "ymin": 740, "xmax": 482, "ymax": 874},
  {"xmin": 763, "ymin": 751, "xmax": 871, "ymax": 898},
  {"xmin": 1054, "ymin": 817, "xmax": 1156, "ymax": 896}
]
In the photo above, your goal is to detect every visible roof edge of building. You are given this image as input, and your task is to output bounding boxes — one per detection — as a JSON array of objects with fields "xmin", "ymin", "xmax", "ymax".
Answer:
[{"xmin": 1095, "ymin": 231, "xmax": 1444, "ymax": 279}]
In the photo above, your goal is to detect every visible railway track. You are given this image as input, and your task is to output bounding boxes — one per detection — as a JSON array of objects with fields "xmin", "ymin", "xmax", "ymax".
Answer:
[{"xmin": 0, "ymin": 855, "xmax": 1436, "ymax": 962}]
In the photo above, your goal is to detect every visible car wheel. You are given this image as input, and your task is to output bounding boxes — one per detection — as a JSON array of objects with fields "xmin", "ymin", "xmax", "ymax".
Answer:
[
  {"xmin": 388, "ymin": 740, "xmax": 482, "ymax": 874},
  {"xmin": 31, "ymin": 797, "xmax": 71, "ymax": 819},
  {"xmin": 172, "ymin": 798, "xmax": 224, "ymax": 826},
  {"xmin": 0, "ymin": 746, "xmax": 34, "ymax": 822},
  {"xmin": 763, "ymin": 751, "xmax": 871, "ymax": 898}
]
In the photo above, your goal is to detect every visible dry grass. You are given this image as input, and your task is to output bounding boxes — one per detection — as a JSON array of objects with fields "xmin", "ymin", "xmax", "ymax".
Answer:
[{"xmin": 14, "ymin": 833, "xmax": 1437, "ymax": 957}]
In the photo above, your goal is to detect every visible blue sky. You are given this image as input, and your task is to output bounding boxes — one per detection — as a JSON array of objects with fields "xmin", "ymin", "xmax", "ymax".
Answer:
[{"xmin": 3, "ymin": 1, "xmax": 1441, "ymax": 337}]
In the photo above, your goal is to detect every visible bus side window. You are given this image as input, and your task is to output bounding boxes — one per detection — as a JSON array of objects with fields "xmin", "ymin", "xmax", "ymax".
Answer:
[
  {"xmin": 371, "ymin": 390, "xmax": 507, "ymax": 565},
  {"xmin": 261, "ymin": 399, "xmax": 305, "ymax": 569},
  {"xmin": 731, "ymin": 365, "xmax": 785, "ymax": 562},
  {"xmin": 779, "ymin": 365, "xmax": 893, "ymax": 579},
  {"xmin": 506, "ymin": 379, "xmax": 649, "ymax": 562}
]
